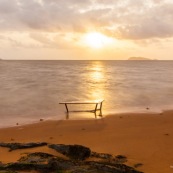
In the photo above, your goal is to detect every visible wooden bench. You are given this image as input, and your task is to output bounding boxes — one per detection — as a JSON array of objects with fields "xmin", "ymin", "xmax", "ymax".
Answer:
[{"xmin": 59, "ymin": 99, "xmax": 104, "ymax": 116}]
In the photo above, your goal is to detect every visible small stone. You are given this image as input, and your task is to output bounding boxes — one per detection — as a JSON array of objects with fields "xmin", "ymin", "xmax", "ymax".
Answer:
[
  {"xmin": 134, "ymin": 163, "xmax": 143, "ymax": 168},
  {"xmin": 164, "ymin": 133, "xmax": 169, "ymax": 136},
  {"xmin": 40, "ymin": 119, "xmax": 44, "ymax": 121}
]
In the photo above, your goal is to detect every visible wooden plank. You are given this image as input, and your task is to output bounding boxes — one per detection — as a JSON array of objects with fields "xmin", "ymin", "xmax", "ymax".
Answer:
[{"xmin": 59, "ymin": 99, "xmax": 104, "ymax": 104}]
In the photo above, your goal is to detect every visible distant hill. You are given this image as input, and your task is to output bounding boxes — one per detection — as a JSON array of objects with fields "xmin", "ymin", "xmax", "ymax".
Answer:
[{"xmin": 128, "ymin": 57, "xmax": 152, "ymax": 60}]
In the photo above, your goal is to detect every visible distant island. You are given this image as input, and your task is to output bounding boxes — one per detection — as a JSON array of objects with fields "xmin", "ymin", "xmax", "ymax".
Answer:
[{"xmin": 128, "ymin": 57, "xmax": 156, "ymax": 60}]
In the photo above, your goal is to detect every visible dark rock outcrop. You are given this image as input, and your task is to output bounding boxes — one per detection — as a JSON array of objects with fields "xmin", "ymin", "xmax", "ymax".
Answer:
[
  {"xmin": 0, "ymin": 159, "xmax": 143, "ymax": 173},
  {"xmin": 0, "ymin": 143, "xmax": 143, "ymax": 173},
  {"xmin": 0, "ymin": 142, "xmax": 47, "ymax": 151},
  {"xmin": 49, "ymin": 144, "xmax": 91, "ymax": 161},
  {"xmin": 87, "ymin": 161, "xmax": 143, "ymax": 173}
]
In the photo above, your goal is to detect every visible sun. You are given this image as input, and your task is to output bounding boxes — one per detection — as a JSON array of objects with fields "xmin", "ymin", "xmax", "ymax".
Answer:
[{"xmin": 84, "ymin": 32, "xmax": 113, "ymax": 49}]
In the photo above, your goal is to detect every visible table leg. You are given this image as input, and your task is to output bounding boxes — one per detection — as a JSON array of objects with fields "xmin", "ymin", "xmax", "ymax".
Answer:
[
  {"xmin": 65, "ymin": 104, "xmax": 69, "ymax": 113},
  {"xmin": 99, "ymin": 102, "xmax": 103, "ymax": 116},
  {"xmin": 94, "ymin": 103, "xmax": 98, "ymax": 113}
]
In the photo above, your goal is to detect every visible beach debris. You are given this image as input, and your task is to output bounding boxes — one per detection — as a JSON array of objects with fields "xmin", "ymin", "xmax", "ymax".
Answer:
[
  {"xmin": 40, "ymin": 119, "xmax": 44, "ymax": 121},
  {"xmin": 0, "ymin": 142, "xmax": 47, "ymax": 151},
  {"xmin": 48, "ymin": 144, "xmax": 91, "ymax": 160},
  {"xmin": 146, "ymin": 107, "xmax": 149, "ymax": 110}
]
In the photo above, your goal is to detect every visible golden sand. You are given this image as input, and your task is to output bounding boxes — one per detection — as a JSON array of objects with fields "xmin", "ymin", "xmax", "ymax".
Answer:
[{"xmin": 1, "ymin": 111, "xmax": 173, "ymax": 173}]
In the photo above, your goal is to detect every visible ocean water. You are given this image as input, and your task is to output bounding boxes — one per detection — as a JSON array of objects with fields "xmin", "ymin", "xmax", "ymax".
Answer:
[{"xmin": 1, "ymin": 60, "xmax": 173, "ymax": 127}]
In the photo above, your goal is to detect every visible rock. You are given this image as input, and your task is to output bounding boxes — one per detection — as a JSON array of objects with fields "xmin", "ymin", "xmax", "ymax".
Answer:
[
  {"xmin": 0, "ymin": 142, "xmax": 47, "ymax": 151},
  {"xmin": 18, "ymin": 152, "xmax": 55, "ymax": 163},
  {"xmin": 0, "ymin": 143, "xmax": 143, "ymax": 173},
  {"xmin": 87, "ymin": 161, "xmax": 143, "ymax": 173},
  {"xmin": 0, "ymin": 171, "xmax": 18, "ymax": 173},
  {"xmin": 0, "ymin": 155, "xmax": 143, "ymax": 173},
  {"xmin": 91, "ymin": 151, "xmax": 113, "ymax": 160},
  {"xmin": 48, "ymin": 157, "xmax": 76, "ymax": 170},
  {"xmin": 28, "ymin": 152, "xmax": 54, "ymax": 158},
  {"xmin": 114, "ymin": 155, "xmax": 127, "ymax": 163},
  {"xmin": 49, "ymin": 144, "xmax": 91, "ymax": 160},
  {"xmin": 134, "ymin": 163, "xmax": 143, "ymax": 168}
]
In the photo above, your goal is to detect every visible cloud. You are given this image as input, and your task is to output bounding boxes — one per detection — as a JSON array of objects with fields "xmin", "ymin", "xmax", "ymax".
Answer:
[
  {"xmin": 29, "ymin": 32, "xmax": 81, "ymax": 49},
  {"xmin": 114, "ymin": 2, "xmax": 173, "ymax": 39},
  {"xmin": 0, "ymin": 0, "xmax": 173, "ymax": 41},
  {"xmin": 0, "ymin": 0, "xmax": 18, "ymax": 14}
]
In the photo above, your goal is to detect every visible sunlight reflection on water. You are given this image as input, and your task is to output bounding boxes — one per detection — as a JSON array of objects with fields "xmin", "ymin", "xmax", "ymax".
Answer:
[{"xmin": 88, "ymin": 61, "xmax": 105, "ymax": 101}]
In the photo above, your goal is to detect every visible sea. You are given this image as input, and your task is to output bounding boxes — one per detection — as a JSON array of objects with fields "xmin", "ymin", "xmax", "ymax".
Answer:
[{"xmin": 1, "ymin": 60, "xmax": 173, "ymax": 128}]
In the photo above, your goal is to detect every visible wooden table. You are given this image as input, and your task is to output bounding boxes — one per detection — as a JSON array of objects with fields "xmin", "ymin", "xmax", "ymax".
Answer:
[{"xmin": 59, "ymin": 100, "xmax": 104, "ymax": 116}]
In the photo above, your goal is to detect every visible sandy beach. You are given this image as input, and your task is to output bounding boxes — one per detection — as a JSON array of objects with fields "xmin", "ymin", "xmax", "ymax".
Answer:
[{"xmin": 1, "ymin": 111, "xmax": 173, "ymax": 173}]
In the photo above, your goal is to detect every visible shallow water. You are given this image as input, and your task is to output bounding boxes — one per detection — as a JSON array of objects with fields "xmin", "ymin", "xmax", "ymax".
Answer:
[{"xmin": 0, "ymin": 60, "xmax": 173, "ymax": 127}]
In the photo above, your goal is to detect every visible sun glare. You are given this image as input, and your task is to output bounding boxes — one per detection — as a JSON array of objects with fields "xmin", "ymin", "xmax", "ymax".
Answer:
[{"xmin": 84, "ymin": 32, "xmax": 113, "ymax": 49}]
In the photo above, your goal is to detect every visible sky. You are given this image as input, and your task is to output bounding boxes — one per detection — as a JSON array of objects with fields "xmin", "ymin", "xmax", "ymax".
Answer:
[{"xmin": 0, "ymin": 0, "xmax": 173, "ymax": 60}]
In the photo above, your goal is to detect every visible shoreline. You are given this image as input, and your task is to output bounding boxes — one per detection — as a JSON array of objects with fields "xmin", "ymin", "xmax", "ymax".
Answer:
[
  {"xmin": 0, "ymin": 108, "xmax": 164, "ymax": 129},
  {"xmin": 1, "ymin": 110, "xmax": 173, "ymax": 172}
]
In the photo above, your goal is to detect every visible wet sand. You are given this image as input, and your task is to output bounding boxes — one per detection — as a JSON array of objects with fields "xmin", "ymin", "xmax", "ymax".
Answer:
[{"xmin": 1, "ymin": 111, "xmax": 173, "ymax": 173}]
